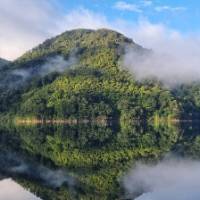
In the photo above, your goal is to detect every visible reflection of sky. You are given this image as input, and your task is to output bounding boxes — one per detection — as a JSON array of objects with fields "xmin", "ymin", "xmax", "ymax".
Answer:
[
  {"xmin": 125, "ymin": 159, "xmax": 200, "ymax": 200},
  {"xmin": 0, "ymin": 179, "xmax": 41, "ymax": 200}
]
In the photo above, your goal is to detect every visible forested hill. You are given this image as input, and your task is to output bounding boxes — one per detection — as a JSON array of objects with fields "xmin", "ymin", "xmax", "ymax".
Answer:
[{"xmin": 0, "ymin": 28, "xmax": 199, "ymax": 123}]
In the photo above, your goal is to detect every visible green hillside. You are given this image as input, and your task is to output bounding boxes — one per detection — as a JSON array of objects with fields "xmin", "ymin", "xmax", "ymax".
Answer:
[
  {"xmin": 0, "ymin": 28, "xmax": 198, "ymax": 123},
  {"xmin": 0, "ymin": 29, "xmax": 179, "ymax": 124}
]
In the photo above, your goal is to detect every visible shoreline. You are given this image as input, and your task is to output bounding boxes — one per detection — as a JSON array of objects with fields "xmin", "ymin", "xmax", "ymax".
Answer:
[{"xmin": 13, "ymin": 117, "xmax": 200, "ymax": 125}]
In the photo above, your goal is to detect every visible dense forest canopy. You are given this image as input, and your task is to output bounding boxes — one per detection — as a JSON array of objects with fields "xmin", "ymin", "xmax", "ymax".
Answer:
[{"xmin": 0, "ymin": 28, "xmax": 199, "ymax": 124}]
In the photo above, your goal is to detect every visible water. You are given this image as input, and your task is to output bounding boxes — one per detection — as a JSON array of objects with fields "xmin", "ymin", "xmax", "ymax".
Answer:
[{"xmin": 0, "ymin": 122, "xmax": 199, "ymax": 199}]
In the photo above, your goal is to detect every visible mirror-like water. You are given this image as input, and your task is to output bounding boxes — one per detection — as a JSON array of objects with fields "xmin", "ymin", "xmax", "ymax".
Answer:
[{"xmin": 0, "ymin": 122, "xmax": 200, "ymax": 199}]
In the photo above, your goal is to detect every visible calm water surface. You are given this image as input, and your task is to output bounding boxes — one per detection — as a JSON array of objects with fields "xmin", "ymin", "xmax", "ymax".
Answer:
[{"xmin": 0, "ymin": 122, "xmax": 199, "ymax": 199}]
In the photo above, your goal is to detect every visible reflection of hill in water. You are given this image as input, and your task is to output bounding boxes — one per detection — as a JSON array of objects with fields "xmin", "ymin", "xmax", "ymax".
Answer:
[{"xmin": 0, "ymin": 123, "xmax": 200, "ymax": 199}]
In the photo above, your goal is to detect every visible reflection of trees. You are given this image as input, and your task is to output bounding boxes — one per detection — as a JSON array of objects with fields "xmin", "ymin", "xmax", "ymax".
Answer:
[
  {"xmin": 15, "ymin": 124, "xmax": 115, "ymax": 150},
  {"xmin": 116, "ymin": 123, "xmax": 179, "ymax": 152},
  {"xmin": 0, "ymin": 122, "xmax": 192, "ymax": 200},
  {"xmin": 175, "ymin": 123, "xmax": 200, "ymax": 158}
]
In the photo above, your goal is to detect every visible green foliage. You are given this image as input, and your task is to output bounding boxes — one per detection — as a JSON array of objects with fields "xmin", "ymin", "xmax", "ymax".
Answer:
[
  {"xmin": 0, "ymin": 29, "xmax": 180, "ymax": 124},
  {"xmin": 16, "ymin": 66, "xmax": 178, "ymax": 123},
  {"xmin": 1, "ymin": 28, "xmax": 200, "ymax": 200},
  {"xmin": 1, "ymin": 123, "xmax": 176, "ymax": 200},
  {"xmin": 0, "ymin": 119, "xmax": 199, "ymax": 199},
  {"xmin": 173, "ymin": 83, "xmax": 200, "ymax": 119}
]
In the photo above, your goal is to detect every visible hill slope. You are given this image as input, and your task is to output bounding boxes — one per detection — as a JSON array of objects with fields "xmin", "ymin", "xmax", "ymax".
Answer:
[{"xmin": 0, "ymin": 29, "xmax": 180, "ymax": 123}]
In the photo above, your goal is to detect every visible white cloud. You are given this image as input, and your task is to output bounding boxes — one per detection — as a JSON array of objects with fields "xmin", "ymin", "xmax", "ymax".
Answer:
[
  {"xmin": 155, "ymin": 5, "xmax": 186, "ymax": 12},
  {"xmin": 0, "ymin": 0, "xmax": 61, "ymax": 60},
  {"xmin": 114, "ymin": 1, "xmax": 142, "ymax": 12},
  {"xmin": 118, "ymin": 19, "xmax": 200, "ymax": 86},
  {"xmin": 142, "ymin": 0, "xmax": 152, "ymax": 7},
  {"xmin": 0, "ymin": 0, "xmax": 110, "ymax": 60},
  {"xmin": 57, "ymin": 8, "xmax": 109, "ymax": 32}
]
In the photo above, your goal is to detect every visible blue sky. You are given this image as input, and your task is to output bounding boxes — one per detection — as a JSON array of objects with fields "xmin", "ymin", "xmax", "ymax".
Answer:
[
  {"xmin": 0, "ymin": 0, "xmax": 199, "ymax": 60},
  {"xmin": 57, "ymin": 0, "xmax": 199, "ymax": 33}
]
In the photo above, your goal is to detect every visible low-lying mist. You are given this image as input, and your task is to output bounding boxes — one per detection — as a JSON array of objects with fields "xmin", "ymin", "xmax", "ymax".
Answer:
[
  {"xmin": 122, "ymin": 24, "xmax": 200, "ymax": 87},
  {"xmin": 123, "ymin": 157, "xmax": 200, "ymax": 200},
  {"xmin": 13, "ymin": 54, "xmax": 76, "ymax": 81},
  {"xmin": 123, "ymin": 47, "xmax": 200, "ymax": 87},
  {"xmin": 1, "ymin": 54, "xmax": 77, "ymax": 89}
]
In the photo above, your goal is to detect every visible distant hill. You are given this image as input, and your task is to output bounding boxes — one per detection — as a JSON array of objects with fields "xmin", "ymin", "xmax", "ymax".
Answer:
[{"xmin": 0, "ymin": 28, "xmax": 198, "ymax": 122}]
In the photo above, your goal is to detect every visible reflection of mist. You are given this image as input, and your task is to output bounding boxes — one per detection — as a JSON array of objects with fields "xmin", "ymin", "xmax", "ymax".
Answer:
[
  {"xmin": 123, "ymin": 158, "xmax": 200, "ymax": 200},
  {"xmin": 0, "ymin": 179, "xmax": 41, "ymax": 200},
  {"xmin": 0, "ymin": 150, "xmax": 76, "ymax": 189}
]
